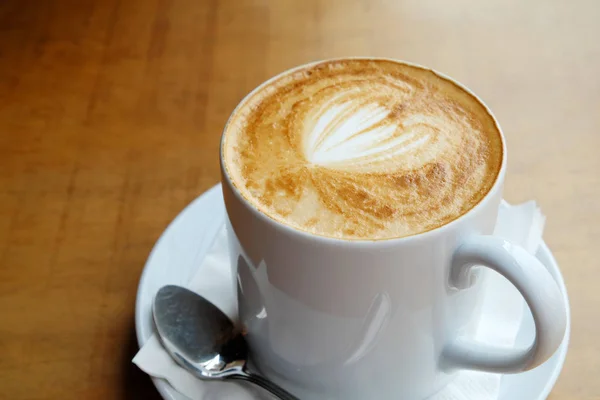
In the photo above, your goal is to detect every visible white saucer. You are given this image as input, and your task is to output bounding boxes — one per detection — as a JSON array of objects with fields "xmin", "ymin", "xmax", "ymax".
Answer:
[{"xmin": 135, "ymin": 184, "xmax": 571, "ymax": 400}]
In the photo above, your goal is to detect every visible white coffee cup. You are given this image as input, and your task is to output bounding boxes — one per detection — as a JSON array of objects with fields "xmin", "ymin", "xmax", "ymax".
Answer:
[{"xmin": 220, "ymin": 59, "xmax": 567, "ymax": 399}]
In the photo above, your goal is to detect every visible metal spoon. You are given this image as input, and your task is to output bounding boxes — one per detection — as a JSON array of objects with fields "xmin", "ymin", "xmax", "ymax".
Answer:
[{"xmin": 153, "ymin": 285, "xmax": 299, "ymax": 400}]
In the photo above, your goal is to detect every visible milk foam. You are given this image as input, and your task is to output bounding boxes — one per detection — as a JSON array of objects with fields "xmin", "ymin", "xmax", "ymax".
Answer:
[
  {"xmin": 306, "ymin": 100, "xmax": 400, "ymax": 165},
  {"xmin": 223, "ymin": 59, "xmax": 503, "ymax": 240},
  {"xmin": 303, "ymin": 93, "xmax": 443, "ymax": 172}
]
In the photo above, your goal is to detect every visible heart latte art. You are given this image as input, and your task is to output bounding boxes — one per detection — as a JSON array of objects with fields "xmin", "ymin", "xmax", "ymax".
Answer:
[{"xmin": 223, "ymin": 59, "xmax": 503, "ymax": 240}]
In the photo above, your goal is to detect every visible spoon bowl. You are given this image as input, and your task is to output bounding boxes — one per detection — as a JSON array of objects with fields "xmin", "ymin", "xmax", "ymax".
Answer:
[{"xmin": 153, "ymin": 285, "xmax": 298, "ymax": 400}]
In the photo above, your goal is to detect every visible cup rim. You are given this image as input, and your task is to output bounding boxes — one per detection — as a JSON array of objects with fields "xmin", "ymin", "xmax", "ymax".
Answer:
[{"xmin": 219, "ymin": 57, "xmax": 507, "ymax": 247}]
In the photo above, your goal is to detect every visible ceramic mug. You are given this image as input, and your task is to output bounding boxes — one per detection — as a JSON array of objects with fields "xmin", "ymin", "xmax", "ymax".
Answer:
[{"xmin": 220, "ymin": 60, "xmax": 567, "ymax": 399}]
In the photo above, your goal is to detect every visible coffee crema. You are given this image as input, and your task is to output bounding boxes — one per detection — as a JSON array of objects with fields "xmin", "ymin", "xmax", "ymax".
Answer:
[{"xmin": 223, "ymin": 59, "xmax": 503, "ymax": 240}]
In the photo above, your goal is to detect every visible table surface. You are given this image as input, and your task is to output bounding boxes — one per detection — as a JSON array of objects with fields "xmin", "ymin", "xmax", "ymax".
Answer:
[{"xmin": 1, "ymin": 0, "xmax": 598, "ymax": 399}]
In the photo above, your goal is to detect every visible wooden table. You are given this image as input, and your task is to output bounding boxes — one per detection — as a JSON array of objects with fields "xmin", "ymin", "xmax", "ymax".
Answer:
[{"xmin": 1, "ymin": 0, "xmax": 597, "ymax": 398}]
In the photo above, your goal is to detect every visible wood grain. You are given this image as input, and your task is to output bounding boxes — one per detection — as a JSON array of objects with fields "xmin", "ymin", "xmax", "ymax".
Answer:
[{"xmin": 0, "ymin": 0, "xmax": 598, "ymax": 398}]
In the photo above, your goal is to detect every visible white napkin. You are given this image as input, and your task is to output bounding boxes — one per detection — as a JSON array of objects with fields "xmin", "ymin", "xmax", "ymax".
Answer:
[{"xmin": 133, "ymin": 201, "xmax": 545, "ymax": 400}]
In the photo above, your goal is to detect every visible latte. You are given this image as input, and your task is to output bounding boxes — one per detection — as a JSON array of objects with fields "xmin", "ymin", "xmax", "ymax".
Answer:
[{"xmin": 222, "ymin": 59, "xmax": 503, "ymax": 240}]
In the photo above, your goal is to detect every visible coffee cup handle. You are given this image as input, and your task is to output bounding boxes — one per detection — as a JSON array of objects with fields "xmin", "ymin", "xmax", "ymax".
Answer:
[{"xmin": 441, "ymin": 236, "xmax": 567, "ymax": 373}]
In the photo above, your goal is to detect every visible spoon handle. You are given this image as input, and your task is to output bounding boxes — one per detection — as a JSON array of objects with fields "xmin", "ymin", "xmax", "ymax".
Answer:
[{"xmin": 228, "ymin": 371, "xmax": 300, "ymax": 400}]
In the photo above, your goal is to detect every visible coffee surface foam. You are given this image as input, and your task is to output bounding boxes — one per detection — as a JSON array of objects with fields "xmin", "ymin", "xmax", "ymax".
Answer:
[{"xmin": 223, "ymin": 59, "xmax": 503, "ymax": 240}]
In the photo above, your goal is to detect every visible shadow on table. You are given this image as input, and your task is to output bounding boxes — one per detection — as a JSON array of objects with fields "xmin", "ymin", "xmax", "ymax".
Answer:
[{"xmin": 120, "ymin": 322, "xmax": 164, "ymax": 400}]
